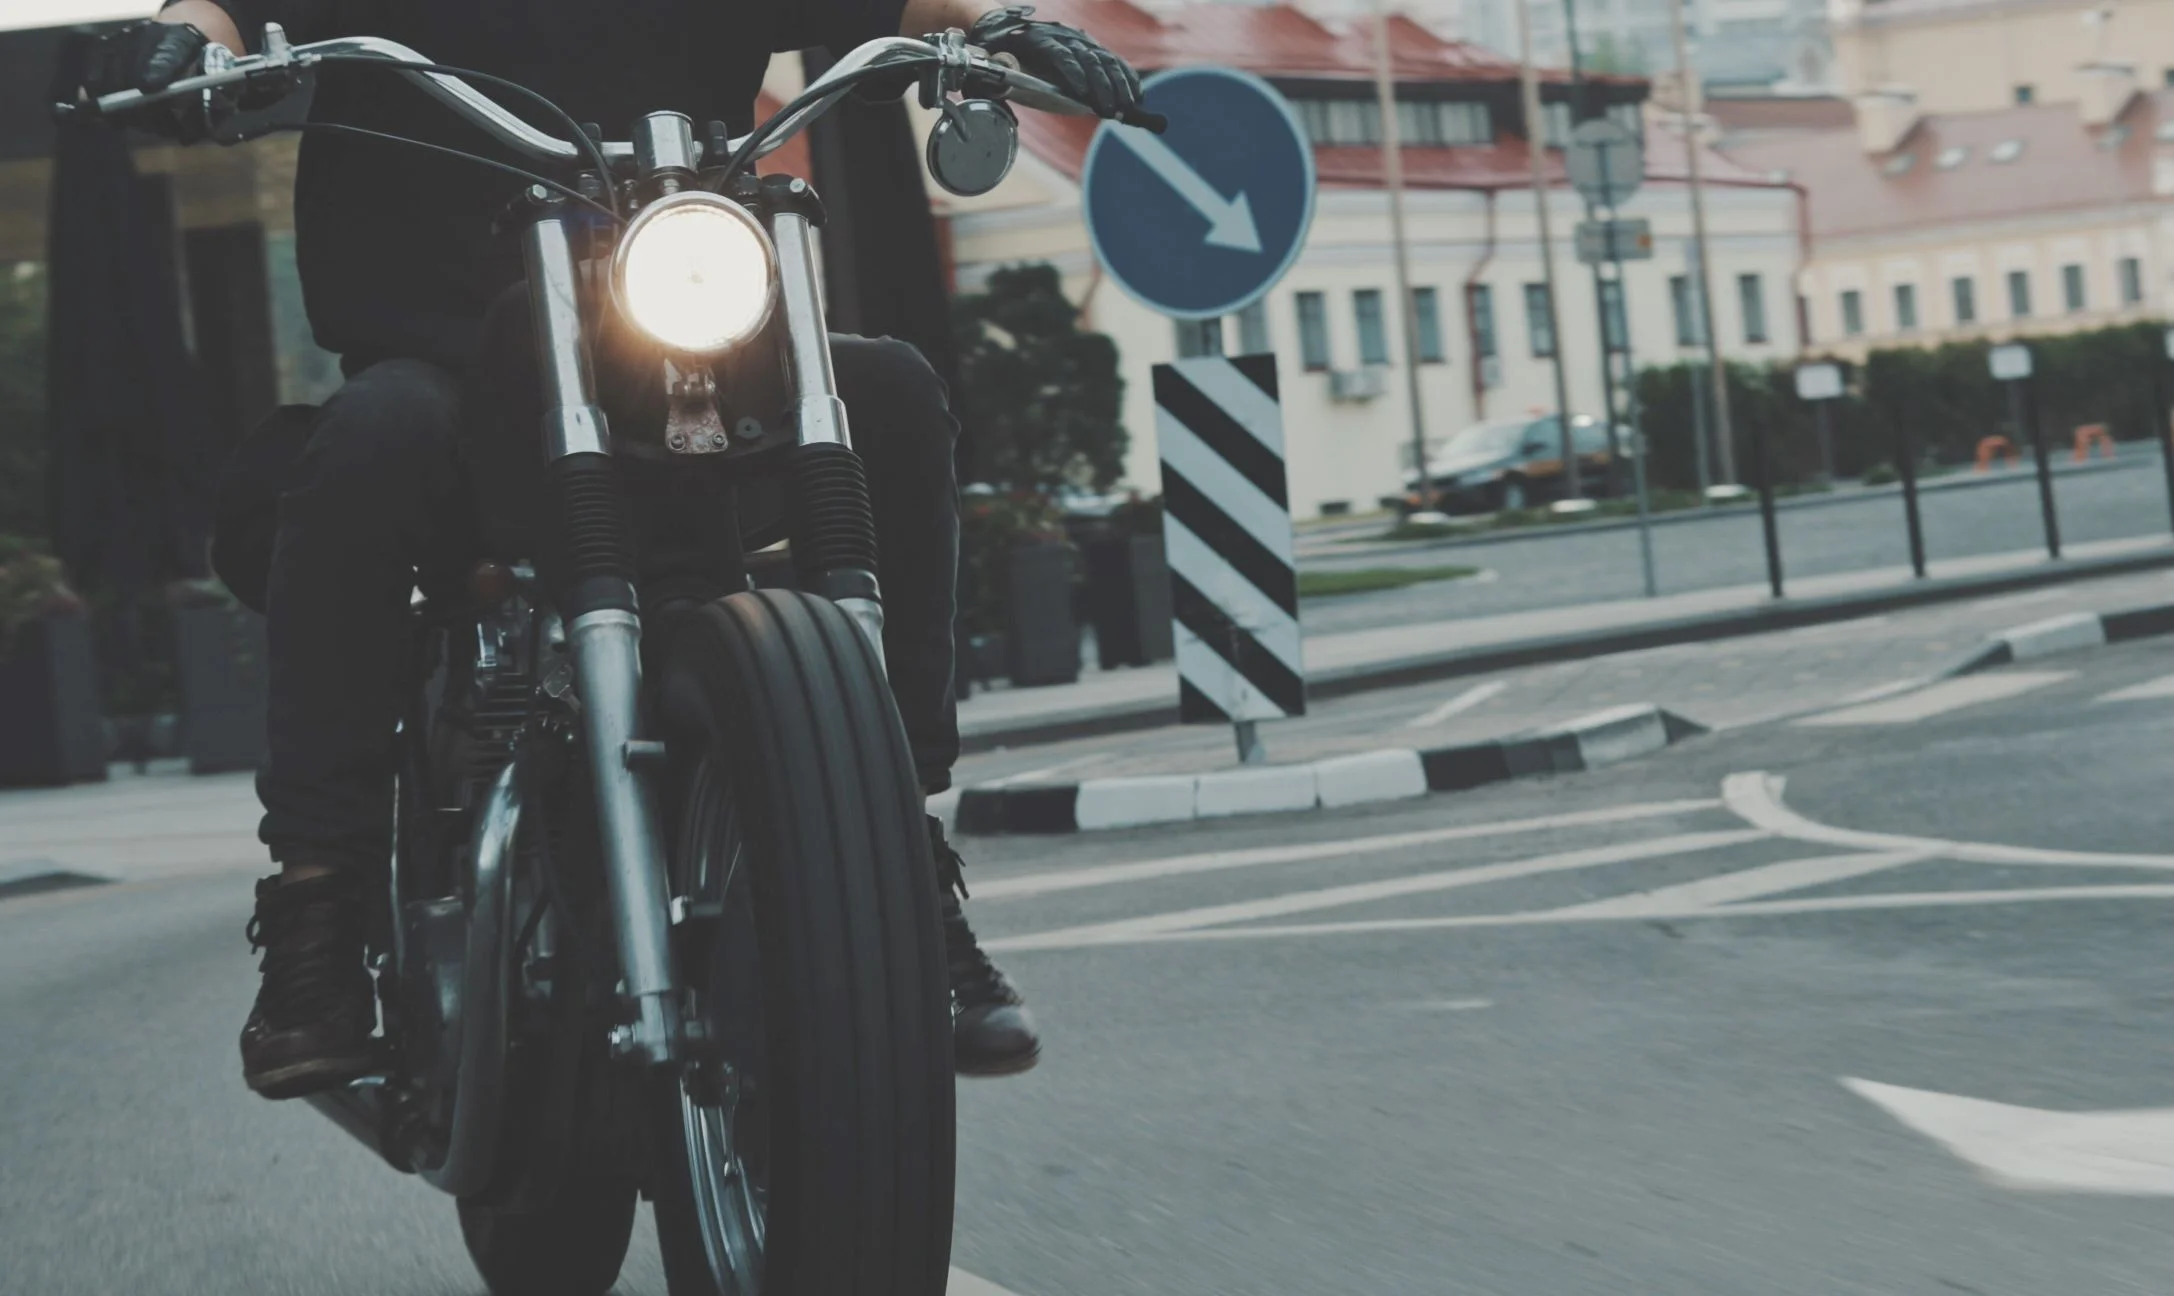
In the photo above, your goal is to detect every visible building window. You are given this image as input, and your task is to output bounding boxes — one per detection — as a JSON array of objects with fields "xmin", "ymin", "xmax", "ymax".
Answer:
[
  {"xmin": 2008, "ymin": 269, "xmax": 2032, "ymax": 317},
  {"xmin": 1541, "ymin": 101, "xmax": 1573, "ymax": 146},
  {"xmin": 1174, "ymin": 317, "xmax": 1224, "ymax": 358},
  {"xmin": 1468, "ymin": 284, "xmax": 1497, "ymax": 362},
  {"xmin": 1295, "ymin": 96, "xmax": 1493, "ymax": 147},
  {"xmin": 2014, "ymin": 84, "xmax": 2035, "ymax": 104},
  {"xmin": 1354, "ymin": 289, "xmax": 1390, "ymax": 365},
  {"xmin": 1738, "ymin": 273, "xmax": 1768, "ymax": 344},
  {"xmin": 1599, "ymin": 278, "xmax": 1628, "ymax": 353},
  {"xmin": 2063, "ymin": 263, "xmax": 2087, "ymax": 312},
  {"xmin": 1669, "ymin": 274, "xmax": 1700, "ymax": 347},
  {"xmin": 1953, "ymin": 276, "xmax": 1977, "ymax": 324},
  {"xmin": 1236, "ymin": 298, "xmax": 1271, "ymax": 354},
  {"xmin": 2165, "ymin": 68, "xmax": 2174, "ymax": 88},
  {"xmin": 1523, "ymin": 282, "xmax": 1557, "ymax": 357},
  {"xmin": 1412, "ymin": 286, "xmax": 1446, "ymax": 362},
  {"xmin": 1295, "ymin": 291, "xmax": 1330, "ymax": 370},
  {"xmin": 1894, "ymin": 283, "xmax": 1918, "ymax": 332},
  {"xmin": 1840, "ymin": 289, "xmax": 1864, "ymax": 337},
  {"xmin": 2121, "ymin": 255, "xmax": 2145, "ymax": 305}
]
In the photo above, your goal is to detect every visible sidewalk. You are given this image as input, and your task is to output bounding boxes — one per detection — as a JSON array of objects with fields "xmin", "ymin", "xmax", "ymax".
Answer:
[{"xmin": 956, "ymin": 532, "xmax": 2174, "ymax": 751}]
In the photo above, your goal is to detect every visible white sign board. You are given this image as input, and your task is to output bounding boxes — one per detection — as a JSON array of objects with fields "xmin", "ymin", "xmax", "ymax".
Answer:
[
  {"xmin": 1989, "ymin": 343, "xmax": 2034, "ymax": 381},
  {"xmin": 1795, "ymin": 362, "xmax": 1844, "ymax": 402},
  {"xmin": 1565, "ymin": 119, "xmax": 1643, "ymax": 208}
]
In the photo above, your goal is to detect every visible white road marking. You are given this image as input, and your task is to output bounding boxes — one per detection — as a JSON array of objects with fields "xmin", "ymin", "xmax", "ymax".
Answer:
[
  {"xmin": 1002, "ymin": 881, "xmax": 2174, "ymax": 949},
  {"xmin": 988, "ymin": 829, "xmax": 1764, "ymax": 951},
  {"xmin": 981, "ymin": 753, "xmax": 1109, "ymax": 789},
  {"xmin": 1406, "ymin": 679, "xmax": 1507, "ymax": 729},
  {"xmin": 1844, "ymin": 1078, "xmax": 2174, "ymax": 1195},
  {"xmin": 1795, "ymin": 671, "xmax": 2072, "ymax": 726},
  {"xmin": 1722, "ymin": 771, "xmax": 2174, "ymax": 869},
  {"xmin": 949, "ymin": 1269, "xmax": 1028, "ymax": 1296},
  {"xmin": 1548, "ymin": 848, "xmax": 1932, "ymax": 917},
  {"xmin": 2098, "ymin": 672, "xmax": 2174, "ymax": 703},
  {"xmin": 972, "ymin": 798, "xmax": 1722, "ymax": 902}
]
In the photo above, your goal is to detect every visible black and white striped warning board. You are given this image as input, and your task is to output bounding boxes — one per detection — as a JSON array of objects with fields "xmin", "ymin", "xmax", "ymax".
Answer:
[{"xmin": 1154, "ymin": 354, "xmax": 1306, "ymax": 724}]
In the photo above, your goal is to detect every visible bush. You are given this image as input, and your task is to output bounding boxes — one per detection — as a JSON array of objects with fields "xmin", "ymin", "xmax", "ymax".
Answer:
[
  {"xmin": 0, "ymin": 534, "xmax": 82, "ymax": 658},
  {"xmin": 1634, "ymin": 320, "xmax": 2172, "ymax": 495},
  {"xmin": 1862, "ymin": 463, "xmax": 1898, "ymax": 486}
]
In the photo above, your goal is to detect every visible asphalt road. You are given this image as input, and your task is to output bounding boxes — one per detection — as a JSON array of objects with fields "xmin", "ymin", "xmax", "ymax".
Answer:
[
  {"xmin": 14, "ymin": 636, "xmax": 2174, "ymax": 1294},
  {"xmin": 1301, "ymin": 458, "xmax": 2174, "ymax": 636}
]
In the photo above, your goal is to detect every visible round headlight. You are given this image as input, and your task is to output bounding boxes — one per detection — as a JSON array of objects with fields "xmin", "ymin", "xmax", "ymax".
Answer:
[{"xmin": 612, "ymin": 193, "xmax": 778, "ymax": 354}]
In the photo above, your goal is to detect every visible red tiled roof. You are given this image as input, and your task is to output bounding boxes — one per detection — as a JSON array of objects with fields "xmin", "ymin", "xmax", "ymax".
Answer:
[
  {"xmin": 1720, "ymin": 92, "xmax": 2163, "ymax": 241},
  {"xmin": 1014, "ymin": 90, "xmax": 1781, "ymax": 193},
  {"xmin": 1026, "ymin": 0, "xmax": 1632, "ymax": 87},
  {"xmin": 754, "ymin": 91, "xmax": 813, "ymax": 179},
  {"xmin": 1704, "ymin": 94, "xmax": 1855, "ymax": 140}
]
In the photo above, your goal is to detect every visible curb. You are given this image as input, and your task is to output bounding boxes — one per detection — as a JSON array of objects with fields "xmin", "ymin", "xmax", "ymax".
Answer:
[
  {"xmin": 1945, "ymin": 601, "xmax": 2174, "ymax": 676},
  {"xmin": 960, "ymin": 544, "xmax": 2174, "ymax": 753},
  {"xmin": 956, "ymin": 704, "xmax": 1708, "ymax": 835},
  {"xmin": 0, "ymin": 859, "xmax": 109, "ymax": 901}
]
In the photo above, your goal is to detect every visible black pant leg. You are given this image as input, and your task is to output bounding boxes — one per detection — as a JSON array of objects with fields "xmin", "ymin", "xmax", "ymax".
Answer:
[
  {"xmin": 829, "ymin": 335, "xmax": 962, "ymax": 794},
  {"xmin": 256, "ymin": 358, "xmax": 471, "ymax": 865}
]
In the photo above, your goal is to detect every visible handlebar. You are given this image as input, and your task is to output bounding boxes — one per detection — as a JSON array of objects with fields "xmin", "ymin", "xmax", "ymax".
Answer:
[{"xmin": 61, "ymin": 27, "xmax": 1163, "ymax": 169}]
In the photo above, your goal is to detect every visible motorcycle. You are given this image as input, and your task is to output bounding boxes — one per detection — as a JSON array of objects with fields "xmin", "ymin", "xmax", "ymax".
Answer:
[{"xmin": 66, "ymin": 28, "xmax": 1163, "ymax": 1296}]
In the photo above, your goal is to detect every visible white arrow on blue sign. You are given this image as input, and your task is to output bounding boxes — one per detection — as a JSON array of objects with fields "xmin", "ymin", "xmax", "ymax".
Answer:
[{"xmin": 1082, "ymin": 66, "xmax": 1316, "ymax": 320}]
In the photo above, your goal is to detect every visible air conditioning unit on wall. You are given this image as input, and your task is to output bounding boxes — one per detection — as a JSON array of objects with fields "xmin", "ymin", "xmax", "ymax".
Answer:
[{"xmin": 1329, "ymin": 367, "xmax": 1388, "ymax": 401}]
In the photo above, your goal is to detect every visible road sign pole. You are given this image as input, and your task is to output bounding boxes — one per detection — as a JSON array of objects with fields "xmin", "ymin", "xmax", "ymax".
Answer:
[
  {"xmin": 1370, "ymin": 1, "xmax": 1432, "ymax": 514},
  {"xmin": 1750, "ymin": 410, "xmax": 1784, "ymax": 598},
  {"xmin": 2014, "ymin": 376, "xmax": 2061, "ymax": 559},
  {"xmin": 2156, "ymin": 329, "xmax": 2174, "ymax": 536},
  {"xmin": 1516, "ymin": 0, "xmax": 1581, "ymax": 499},
  {"xmin": 1609, "ymin": 249, "xmax": 1657, "ymax": 598},
  {"xmin": 1895, "ymin": 410, "xmax": 1927, "ymax": 578}
]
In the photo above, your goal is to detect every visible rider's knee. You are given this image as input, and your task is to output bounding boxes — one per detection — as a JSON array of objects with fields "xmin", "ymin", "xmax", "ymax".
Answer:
[
  {"xmin": 833, "ymin": 336, "xmax": 958, "ymax": 459},
  {"xmin": 303, "ymin": 358, "xmax": 463, "ymax": 491}
]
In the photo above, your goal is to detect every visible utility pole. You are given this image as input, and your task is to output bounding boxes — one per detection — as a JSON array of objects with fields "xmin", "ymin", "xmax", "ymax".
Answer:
[
  {"xmin": 1564, "ymin": 0, "xmax": 1624, "ymax": 496},
  {"xmin": 1373, "ymin": 0, "xmax": 1432, "ymax": 505},
  {"xmin": 1517, "ymin": 0, "xmax": 1582, "ymax": 498},
  {"xmin": 1668, "ymin": 0, "xmax": 1737, "ymax": 483}
]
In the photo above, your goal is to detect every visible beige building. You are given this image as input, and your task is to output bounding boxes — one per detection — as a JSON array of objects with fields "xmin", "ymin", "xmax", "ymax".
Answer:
[
  {"xmin": 1723, "ymin": 67, "xmax": 2171, "ymax": 355},
  {"xmin": 938, "ymin": 0, "xmax": 1806, "ymax": 516},
  {"xmin": 1831, "ymin": 0, "xmax": 2174, "ymax": 115}
]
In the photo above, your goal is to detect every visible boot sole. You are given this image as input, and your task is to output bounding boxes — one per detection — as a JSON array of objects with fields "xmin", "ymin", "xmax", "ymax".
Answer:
[
  {"xmin": 958, "ymin": 1044, "xmax": 1041, "ymax": 1078},
  {"xmin": 245, "ymin": 1053, "xmax": 378, "ymax": 1101}
]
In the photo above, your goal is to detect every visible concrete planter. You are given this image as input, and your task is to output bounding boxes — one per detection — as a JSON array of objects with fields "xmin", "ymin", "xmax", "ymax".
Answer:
[
  {"xmin": 174, "ymin": 603, "xmax": 268, "ymax": 775},
  {"xmin": 0, "ymin": 614, "xmax": 107, "ymax": 787}
]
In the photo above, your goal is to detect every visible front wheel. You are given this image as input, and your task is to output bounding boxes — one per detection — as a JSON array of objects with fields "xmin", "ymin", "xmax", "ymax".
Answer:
[{"xmin": 650, "ymin": 591, "xmax": 955, "ymax": 1296}]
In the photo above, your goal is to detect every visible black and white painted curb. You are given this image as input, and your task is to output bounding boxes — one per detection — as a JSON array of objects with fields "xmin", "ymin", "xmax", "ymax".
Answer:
[
  {"xmin": 1945, "ymin": 602, "xmax": 2174, "ymax": 676},
  {"xmin": 0, "ymin": 859, "xmax": 108, "ymax": 901},
  {"xmin": 956, "ymin": 704, "xmax": 1708, "ymax": 835}
]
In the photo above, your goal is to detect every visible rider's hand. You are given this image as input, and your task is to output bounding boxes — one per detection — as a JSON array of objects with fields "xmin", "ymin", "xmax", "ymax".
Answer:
[
  {"xmin": 968, "ymin": 5, "xmax": 1142, "ymax": 121},
  {"xmin": 80, "ymin": 20, "xmax": 211, "ymax": 138}
]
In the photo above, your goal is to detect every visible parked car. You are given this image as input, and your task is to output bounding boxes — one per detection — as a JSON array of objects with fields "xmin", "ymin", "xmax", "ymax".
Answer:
[{"xmin": 1398, "ymin": 413, "xmax": 1617, "ymax": 515}]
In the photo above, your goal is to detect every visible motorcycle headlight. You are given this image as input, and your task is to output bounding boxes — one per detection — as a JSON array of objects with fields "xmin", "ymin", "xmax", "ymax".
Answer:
[{"xmin": 612, "ymin": 193, "xmax": 777, "ymax": 355}]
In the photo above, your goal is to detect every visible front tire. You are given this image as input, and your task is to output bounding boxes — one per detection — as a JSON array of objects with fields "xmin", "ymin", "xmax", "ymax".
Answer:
[{"xmin": 651, "ymin": 590, "xmax": 955, "ymax": 1296}]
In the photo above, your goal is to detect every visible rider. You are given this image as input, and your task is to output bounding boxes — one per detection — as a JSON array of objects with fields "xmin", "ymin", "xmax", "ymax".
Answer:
[{"xmin": 83, "ymin": 0, "xmax": 1142, "ymax": 1098}]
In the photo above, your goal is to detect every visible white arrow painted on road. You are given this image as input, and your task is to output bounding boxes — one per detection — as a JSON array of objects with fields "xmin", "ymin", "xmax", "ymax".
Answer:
[
  {"xmin": 1106, "ymin": 128, "xmax": 1263, "ymax": 253},
  {"xmin": 1846, "ymin": 1078, "xmax": 2174, "ymax": 1195}
]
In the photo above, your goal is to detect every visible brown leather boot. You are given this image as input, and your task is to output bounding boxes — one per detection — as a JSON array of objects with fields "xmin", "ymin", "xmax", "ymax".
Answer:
[
  {"xmin": 928, "ymin": 817, "xmax": 1040, "ymax": 1077},
  {"xmin": 238, "ymin": 869, "xmax": 378, "ymax": 1099}
]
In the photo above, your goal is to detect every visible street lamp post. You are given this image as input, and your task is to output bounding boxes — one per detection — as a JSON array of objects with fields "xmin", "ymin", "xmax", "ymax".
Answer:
[
  {"xmin": 1516, "ymin": 0, "xmax": 1582, "ymax": 499},
  {"xmin": 1372, "ymin": 0, "xmax": 1431, "ymax": 510}
]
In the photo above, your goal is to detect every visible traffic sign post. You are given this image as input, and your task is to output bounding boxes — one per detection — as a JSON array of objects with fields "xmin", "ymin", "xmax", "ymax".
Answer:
[
  {"xmin": 1084, "ymin": 68, "xmax": 1317, "ymax": 760},
  {"xmin": 1565, "ymin": 117, "xmax": 1654, "ymax": 597},
  {"xmin": 2157, "ymin": 326, "xmax": 2174, "ymax": 536},
  {"xmin": 1989, "ymin": 342, "xmax": 2060, "ymax": 559},
  {"xmin": 1082, "ymin": 67, "xmax": 1315, "ymax": 319}
]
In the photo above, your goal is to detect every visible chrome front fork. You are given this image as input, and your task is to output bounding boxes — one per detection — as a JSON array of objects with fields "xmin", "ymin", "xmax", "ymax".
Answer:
[
  {"xmin": 525, "ymin": 212, "xmax": 680, "ymax": 1064},
  {"xmin": 772, "ymin": 205, "xmax": 887, "ymax": 669}
]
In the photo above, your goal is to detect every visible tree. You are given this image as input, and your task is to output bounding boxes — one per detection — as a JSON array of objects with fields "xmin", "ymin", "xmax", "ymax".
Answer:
[
  {"xmin": 951, "ymin": 262, "xmax": 1128, "ymax": 492},
  {"xmin": 0, "ymin": 262, "xmax": 49, "ymax": 543}
]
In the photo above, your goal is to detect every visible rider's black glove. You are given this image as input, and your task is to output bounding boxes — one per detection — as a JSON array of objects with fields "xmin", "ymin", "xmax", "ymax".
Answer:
[
  {"xmin": 80, "ymin": 20, "xmax": 211, "ymax": 138},
  {"xmin": 968, "ymin": 6, "xmax": 1142, "ymax": 121}
]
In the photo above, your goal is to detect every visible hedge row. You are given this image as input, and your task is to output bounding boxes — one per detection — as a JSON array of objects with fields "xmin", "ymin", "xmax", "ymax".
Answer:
[{"xmin": 1633, "ymin": 321, "xmax": 2171, "ymax": 492}]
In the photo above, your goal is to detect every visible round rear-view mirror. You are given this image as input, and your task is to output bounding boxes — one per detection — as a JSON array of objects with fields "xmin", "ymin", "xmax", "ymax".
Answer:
[{"xmin": 927, "ymin": 99, "xmax": 1019, "ymax": 198}]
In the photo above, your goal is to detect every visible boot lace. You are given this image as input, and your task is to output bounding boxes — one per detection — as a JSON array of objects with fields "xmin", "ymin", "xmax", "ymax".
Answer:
[{"xmin": 927, "ymin": 820, "xmax": 1017, "ymax": 1008}]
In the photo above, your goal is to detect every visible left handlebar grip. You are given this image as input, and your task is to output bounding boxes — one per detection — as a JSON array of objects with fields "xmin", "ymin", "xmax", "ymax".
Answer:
[{"xmin": 1117, "ymin": 108, "xmax": 1167, "ymax": 134}]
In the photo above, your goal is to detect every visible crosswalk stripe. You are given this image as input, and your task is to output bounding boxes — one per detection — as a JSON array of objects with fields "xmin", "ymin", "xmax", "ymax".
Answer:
[
  {"xmin": 1795, "ymin": 671, "xmax": 2072, "ymax": 726},
  {"xmin": 972, "ymin": 798, "xmax": 1723, "ymax": 902},
  {"xmin": 1547, "ymin": 848, "xmax": 1932, "ymax": 917},
  {"xmin": 2098, "ymin": 673, "xmax": 2174, "ymax": 703},
  {"xmin": 1407, "ymin": 680, "xmax": 1506, "ymax": 729},
  {"xmin": 988, "ymin": 829, "xmax": 1765, "ymax": 951}
]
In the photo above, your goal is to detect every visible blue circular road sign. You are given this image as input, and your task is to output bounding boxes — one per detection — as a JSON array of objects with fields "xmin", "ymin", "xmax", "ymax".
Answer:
[{"xmin": 1082, "ymin": 66, "xmax": 1316, "ymax": 320}]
